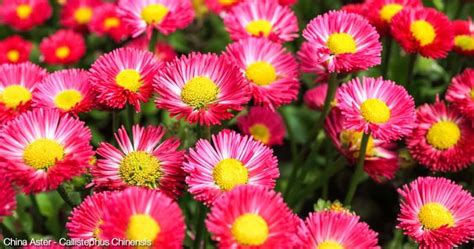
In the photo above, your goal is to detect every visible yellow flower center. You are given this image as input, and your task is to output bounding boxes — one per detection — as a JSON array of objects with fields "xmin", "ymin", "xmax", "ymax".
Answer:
[
  {"xmin": 379, "ymin": 3, "xmax": 403, "ymax": 23},
  {"xmin": 410, "ymin": 20, "xmax": 436, "ymax": 46},
  {"xmin": 360, "ymin": 98, "xmax": 391, "ymax": 124},
  {"xmin": 426, "ymin": 121, "xmax": 461, "ymax": 150},
  {"xmin": 93, "ymin": 220, "xmax": 103, "ymax": 239},
  {"xmin": 55, "ymin": 46, "xmax": 71, "ymax": 59},
  {"xmin": 54, "ymin": 89, "xmax": 82, "ymax": 111},
  {"xmin": 0, "ymin": 85, "xmax": 32, "ymax": 109},
  {"xmin": 249, "ymin": 123, "xmax": 270, "ymax": 144},
  {"xmin": 213, "ymin": 158, "xmax": 248, "ymax": 191},
  {"xmin": 418, "ymin": 202, "xmax": 455, "ymax": 230},
  {"xmin": 126, "ymin": 214, "xmax": 160, "ymax": 242},
  {"xmin": 454, "ymin": 35, "xmax": 474, "ymax": 51},
  {"xmin": 74, "ymin": 7, "xmax": 93, "ymax": 24},
  {"xmin": 470, "ymin": 89, "xmax": 474, "ymax": 100},
  {"xmin": 219, "ymin": 0, "xmax": 238, "ymax": 6},
  {"xmin": 245, "ymin": 61, "xmax": 277, "ymax": 86},
  {"xmin": 326, "ymin": 33, "xmax": 357, "ymax": 55},
  {"xmin": 104, "ymin": 17, "xmax": 120, "ymax": 30},
  {"xmin": 181, "ymin": 76, "xmax": 219, "ymax": 109},
  {"xmin": 318, "ymin": 241, "xmax": 344, "ymax": 249},
  {"xmin": 141, "ymin": 4, "xmax": 169, "ymax": 25},
  {"xmin": 245, "ymin": 20, "xmax": 273, "ymax": 37},
  {"xmin": 7, "ymin": 50, "xmax": 20, "ymax": 63},
  {"xmin": 119, "ymin": 151, "xmax": 161, "ymax": 188},
  {"xmin": 231, "ymin": 214, "xmax": 268, "ymax": 246},
  {"xmin": 115, "ymin": 69, "xmax": 142, "ymax": 92},
  {"xmin": 23, "ymin": 139, "xmax": 65, "ymax": 170},
  {"xmin": 16, "ymin": 4, "xmax": 32, "ymax": 20},
  {"xmin": 339, "ymin": 130, "xmax": 375, "ymax": 157}
]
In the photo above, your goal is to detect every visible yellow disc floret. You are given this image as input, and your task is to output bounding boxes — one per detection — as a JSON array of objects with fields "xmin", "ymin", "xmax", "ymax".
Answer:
[
  {"xmin": 104, "ymin": 17, "xmax": 120, "ymax": 30},
  {"xmin": 327, "ymin": 33, "xmax": 357, "ymax": 55},
  {"xmin": 219, "ymin": 0, "xmax": 238, "ymax": 6},
  {"xmin": 231, "ymin": 213, "xmax": 269, "ymax": 246},
  {"xmin": 454, "ymin": 35, "xmax": 474, "ymax": 51},
  {"xmin": 380, "ymin": 4, "xmax": 403, "ymax": 23},
  {"xmin": 116, "ymin": 69, "xmax": 142, "ymax": 92},
  {"xmin": 119, "ymin": 151, "xmax": 161, "ymax": 188},
  {"xmin": 249, "ymin": 123, "xmax": 271, "ymax": 144},
  {"xmin": 318, "ymin": 241, "xmax": 344, "ymax": 249},
  {"xmin": 340, "ymin": 130, "xmax": 375, "ymax": 157},
  {"xmin": 245, "ymin": 61, "xmax": 277, "ymax": 86},
  {"xmin": 360, "ymin": 98, "xmax": 391, "ymax": 124},
  {"xmin": 7, "ymin": 50, "xmax": 20, "ymax": 63},
  {"xmin": 181, "ymin": 76, "xmax": 219, "ymax": 109},
  {"xmin": 54, "ymin": 89, "xmax": 82, "ymax": 111},
  {"xmin": 23, "ymin": 139, "xmax": 65, "ymax": 170},
  {"xmin": 141, "ymin": 4, "xmax": 169, "ymax": 25},
  {"xmin": 410, "ymin": 20, "xmax": 436, "ymax": 47},
  {"xmin": 418, "ymin": 202, "xmax": 455, "ymax": 230},
  {"xmin": 426, "ymin": 121, "xmax": 461, "ymax": 150},
  {"xmin": 55, "ymin": 46, "xmax": 71, "ymax": 59},
  {"xmin": 470, "ymin": 89, "xmax": 474, "ymax": 100},
  {"xmin": 74, "ymin": 7, "xmax": 93, "ymax": 24},
  {"xmin": 245, "ymin": 20, "xmax": 273, "ymax": 37},
  {"xmin": 16, "ymin": 4, "xmax": 32, "ymax": 20},
  {"xmin": 126, "ymin": 214, "xmax": 160, "ymax": 242},
  {"xmin": 213, "ymin": 158, "xmax": 248, "ymax": 191},
  {"xmin": 0, "ymin": 85, "xmax": 32, "ymax": 109}
]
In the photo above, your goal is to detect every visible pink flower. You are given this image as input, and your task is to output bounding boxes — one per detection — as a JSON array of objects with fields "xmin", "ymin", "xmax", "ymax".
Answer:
[
  {"xmin": 451, "ymin": 20, "xmax": 474, "ymax": 56},
  {"xmin": 237, "ymin": 106, "xmax": 286, "ymax": 146},
  {"xmin": 365, "ymin": 0, "xmax": 422, "ymax": 35},
  {"xmin": 0, "ymin": 35, "xmax": 32, "ymax": 64},
  {"xmin": 89, "ymin": 3, "xmax": 132, "ymax": 43},
  {"xmin": 39, "ymin": 29, "xmax": 86, "ymax": 65},
  {"xmin": 446, "ymin": 69, "xmax": 474, "ymax": 121},
  {"xmin": 0, "ymin": 178, "xmax": 16, "ymax": 221},
  {"xmin": 1, "ymin": 0, "xmax": 52, "ymax": 31},
  {"xmin": 60, "ymin": 0, "xmax": 102, "ymax": 30}
]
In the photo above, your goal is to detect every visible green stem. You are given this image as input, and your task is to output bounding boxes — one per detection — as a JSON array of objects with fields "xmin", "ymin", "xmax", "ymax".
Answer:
[
  {"xmin": 382, "ymin": 37, "xmax": 393, "ymax": 78},
  {"xmin": 57, "ymin": 184, "xmax": 76, "ymax": 208},
  {"xmin": 344, "ymin": 132, "xmax": 370, "ymax": 205},
  {"xmin": 112, "ymin": 111, "xmax": 120, "ymax": 132},
  {"xmin": 148, "ymin": 29, "xmax": 159, "ymax": 52},
  {"xmin": 405, "ymin": 53, "xmax": 417, "ymax": 90},
  {"xmin": 126, "ymin": 105, "xmax": 135, "ymax": 132},
  {"xmin": 201, "ymin": 125, "xmax": 211, "ymax": 140},
  {"xmin": 29, "ymin": 195, "xmax": 46, "ymax": 234},
  {"xmin": 1, "ymin": 223, "xmax": 15, "ymax": 238},
  {"xmin": 192, "ymin": 204, "xmax": 207, "ymax": 249}
]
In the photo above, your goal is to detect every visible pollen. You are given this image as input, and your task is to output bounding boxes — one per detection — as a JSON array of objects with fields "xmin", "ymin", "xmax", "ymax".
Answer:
[
  {"xmin": 104, "ymin": 17, "xmax": 120, "ymax": 30},
  {"xmin": 327, "ymin": 33, "xmax": 357, "ymax": 55},
  {"xmin": 454, "ymin": 35, "xmax": 474, "ymax": 51},
  {"xmin": 410, "ymin": 20, "xmax": 436, "ymax": 47},
  {"xmin": 218, "ymin": 0, "xmax": 238, "ymax": 6},
  {"xmin": 318, "ymin": 241, "xmax": 344, "ymax": 249},
  {"xmin": 23, "ymin": 139, "xmax": 65, "ymax": 170},
  {"xmin": 231, "ymin": 213, "xmax": 269, "ymax": 246},
  {"xmin": 426, "ymin": 121, "xmax": 461, "ymax": 150},
  {"xmin": 213, "ymin": 158, "xmax": 248, "ymax": 191},
  {"xmin": 379, "ymin": 3, "xmax": 403, "ymax": 23},
  {"xmin": 16, "ymin": 4, "xmax": 32, "ymax": 20},
  {"xmin": 0, "ymin": 85, "xmax": 32, "ymax": 109},
  {"xmin": 360, "ymin": 98, "xmax": 391, "ymax": 124},
  {"xmin": 126, "ymin": 214, "xmax": 160, "ymax": 242},
  {"xmin": 115, "ymin": 69, "xmax": 142, "ymax": 92},
  {"xmin": 74, "ymin": 7, "xmax": 93, "ymax": 24},
  {"xmin": 418, "ymin": 202, "xmax": 455, "ymax": 230},
  {"xmin": 181, "ymin": 76, "xmax": 219, "ymax": 109},
  {"xmin": 141, "ymin": 4, "xmax": 169, "ymax": 25},
  {"xmin": 119, "ymin": 151, "xmax": 161, "ymax": 188},
  {"xmin": 249, "ymin": 123, "xmax": 271, "ymax": 144},
  {"xmin": 245, "ymin": 61, "xmax": 277, "ymax": 86},
  {"xmin": 7, "ymin": 50, "xmax": 20, "ymax": 63},
  {"xmin": 54, "ymin": 89, "xmax": 82, "ymax": 111},
  {"xmin": 245, "ymin": 19, "xmax": 273, "ymax": 37},
  {"xmin": 55, "ymin": 46, "xmax": 71, "ymax": 59}
]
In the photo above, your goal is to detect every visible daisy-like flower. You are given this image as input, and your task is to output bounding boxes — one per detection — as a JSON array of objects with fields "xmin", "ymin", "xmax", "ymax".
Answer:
[
  {"xmin": 89, "ymin": 3, "xmax": 131, "ymax": 43},
  {"xmin": 0, "ymin": 179, "xmax": 16, "ymax": 221},
  {"xmin": 89, "ymin": 47, "xmax": 161, "ymax": 111},
  {"xmin": 100, "ymin": 187, "xmax": 185, "ymax": 248},
  {"xmin": 0, "ymin": 35, "xmax": 32, "ymax": 64},
  {"xmin": 60, "ymin": 0, "xmax": 102, "ymax": 30},
  {"xmin": 223, "ymin": 0, "xmax": 299, "ymax": 43},
  {"xmin": 127, "ymin": 36, "xmax": 177, "ymax": 62},
  {"xmin": 336, "ymin": 77, "xmax": 416, "ymax": 141},
  {"xmin": 67, "ymin": 191, "xmax": 114, "ymax": 240},
  {"xmin": 0, "ymin": 0, "xmax": 52, "ymax": 31},
  {"xmin": 183, "ymin": 130, "xmax": 278, "ymax": 205},
  {"xmin": 237, "ymin": 106, "xmax": 285, "ymax": 146},
  {"xmin": 206, "ymin": 185, "xmax": 297, "ymax": 248},
  {"xmin": 451, "ymin": 20, "xmax": 474, "ymax": 56},
  {"xmin": 0, "ymin": 109, "xmax": 93, "ymax": 193},
  {"xmin": 301, "ymin": 11, "xmax": 382, "ymax": 73},
  {"xmin": 406, "ymin": 100, "xmax": 474, "ymax": 172},
  {"xmin": 365, "ymin": 0, "xmax": 422, "ymax": 35},
  {"xmin": 92, "ymin": 125, "xmax": 185, "ymax": 198},
  {"xmin": 341, "ymin": 3, "xmax": 367, "ymax": 17},
  {"xmin": 298, "ymin": 42, "xmax": 329, "ymax": 82},
  {"xmin": 205, "ymin": 0, "xmax": 242, "ymax": 14},
  {"xmin": 117, "ymin": 0, "xmax": 195, "ymax": 38},
  {"xmin": 154, "ymin": 53, "xmax": 250, "ymax": 126},
  {"xmin": 39, "ymin": 29, "xmax": 86, "ymax": 65},
  {"xmin": 33, "ymin": 69, "xmax": 95, "ymax": 115},
  {"xmin": 325, "ymin": 109, "xmax": 399, "ymax": 182},
  {"xmin": 224, "ymin": 37, "xmax": 299, "ymax": 109},
  {"xmin": 398, "ymin": 177, "xmax": 474, "ymax": 249},
  {"xmin": 391, "ymin": 7, "xmax": 453, "ymax": 59},
  {"xmin": 304, "ymin": 83, "xmax": 328, "ymax": 111},
  {"xmin": 0, "ymin": 62, "xmax": 47, "ymax": 124},
  {"xmin": 447, "ymin": 69, "xmax": 474, "ymax": 121},
  {"xmin": 295, "ymin": 211, "xmax": 380, "ymax": 249}
]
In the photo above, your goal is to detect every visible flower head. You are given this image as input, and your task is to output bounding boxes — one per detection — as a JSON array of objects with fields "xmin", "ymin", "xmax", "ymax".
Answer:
[
  {"xmin": 0, "ymin": 179, "xmax": 16, "ymax": 221},
  {"xmin": 298, "ymin": 42, "xmax": 329, "ymax": 82},
  {"xmin": 0, "ymin": 35, "xmax": 32, "ymax": 64},
  {"xmin": 341, "ymin": 3, "xmax": 367, "ymax": 17},
  {"xmin": 451, "ymin": 20, "xmax": 474, "ymax": 56},
  {"xmin": 304, "ymin": 83, "xmax": 328, "ymax": 111},
  {"xmin": 60, "ymin": 0, "xmax": 102, "ymax": 30},
  {"xmin": 237, "ymin": 106, "xmax": 286, "ymax": 146},
  {"xmin": 446, "ymin": 69, "xmax": 474, "ymax": 121},
  {"xmin": 365, "ymin": 0, "xmax": 422, "ymax": 35},
  {"xmin": 183, "ymin": 130, "xmax": 279, "ymax": 205},
  {"xmin": 1, "ymin": 0, "xmax": 52, "ymax": 31},
  {"xmin": 127, "ymin": 36, "xmax": 177, "ymax": 62},
  {"xmin": 39, "ymin": 29, "xmax": 86, "ymax": 65},
  {"xmin": 89, "ymin": 3, "xmax": 132, "ymax": 43}
]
